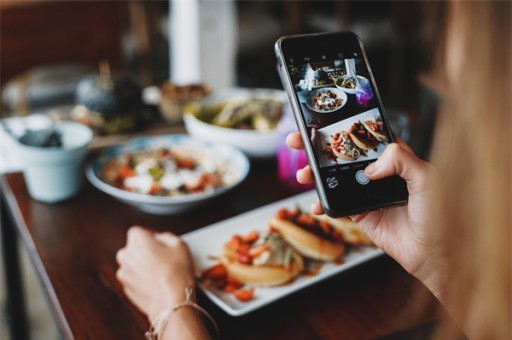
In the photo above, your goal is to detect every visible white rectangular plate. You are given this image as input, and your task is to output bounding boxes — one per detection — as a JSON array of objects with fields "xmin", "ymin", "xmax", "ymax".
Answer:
[{"xmin": 182, "ymin": 190, "xmax": 383, "ymax": 316}]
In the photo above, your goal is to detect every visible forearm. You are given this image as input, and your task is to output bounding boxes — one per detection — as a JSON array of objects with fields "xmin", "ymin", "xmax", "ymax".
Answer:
[
  {"xmin": 147, "ymin": 285, "xmax": 214, "ymax": 340},
  {"xmin": 159, "ymin": 307, "xmax": 212, "ymax": 340}
]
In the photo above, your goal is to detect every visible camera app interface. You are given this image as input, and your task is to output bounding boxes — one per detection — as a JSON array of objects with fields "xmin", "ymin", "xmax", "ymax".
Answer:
[{"xmin": 286, "ymin": 52, "xmax": 390, "ymax": 189}]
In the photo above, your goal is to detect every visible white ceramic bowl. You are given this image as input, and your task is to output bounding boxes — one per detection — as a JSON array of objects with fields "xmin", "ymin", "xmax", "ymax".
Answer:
[
  {"xmin": 335, "ymin": 75, "xmax": 367, "ymax": 95},
  {"xmin": 305, "ymin": 87, "xmax": 348, "ymax": 113},
  {"xmin": 86, "ymin": 135, "xmax": 250, "ymax": 215},
  {"xmin": 183, "ymin": 88, "xmax": 287, "ymax": 158}
]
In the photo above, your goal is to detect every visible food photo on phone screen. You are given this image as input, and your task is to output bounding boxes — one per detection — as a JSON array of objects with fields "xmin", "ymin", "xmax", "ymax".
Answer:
[{"xmin": 286, "ymin": 55, "xmax": 390, "ymax": 171}]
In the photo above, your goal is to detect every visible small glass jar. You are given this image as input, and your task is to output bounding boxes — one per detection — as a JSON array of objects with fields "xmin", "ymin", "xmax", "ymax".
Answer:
[{"xmin": 277, "ymin": 103, "xmax": 315, "ymax": 191}]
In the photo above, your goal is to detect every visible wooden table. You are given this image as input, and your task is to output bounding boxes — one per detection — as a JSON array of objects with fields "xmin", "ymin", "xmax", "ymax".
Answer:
[{"xmin": 1, "ymin": 160, "xmax": 446, "ymax": 339}]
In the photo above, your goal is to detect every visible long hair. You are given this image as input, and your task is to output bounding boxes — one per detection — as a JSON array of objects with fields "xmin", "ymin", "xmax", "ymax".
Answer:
[{"xmin": 428, "ymin": 1, "xmax": 511, "ymax": 338}]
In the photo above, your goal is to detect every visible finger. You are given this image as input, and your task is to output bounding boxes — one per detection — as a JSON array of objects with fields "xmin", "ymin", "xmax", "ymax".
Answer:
[
  {"xmin": 296, "ymin": 165, "xmax": 314, "ymax": 184},
  {"xmin": 364, "ymin": 143, "xmax": 429, "ymax": 192},
  {"xmin": 393, "ymin": 135, "xmax": 413, "ymax": 153},
  {"xmin": 115, "ymin": 268, "xmax": 128, "ymax": 284},
  {"xmin": 127, "ymin": 226, "xmax": 153, "ymax": 244},
  {"xmin": 349, "ymin": 213, "xmax": 367, "ymax": 223},
  {"xmin": 154, "ymin": 232, "xmax": 182, "ymax": 247},
  {"xmin": 115, "ymin": 248, "xmax": 127, "ymax": 265},
  {"xmin": 286, "ymin": 132, "xmax": 304, "ymax": 150},
  {"xmin": 311, "ymin": 201, "xmax": 324, "ymax": 215}
]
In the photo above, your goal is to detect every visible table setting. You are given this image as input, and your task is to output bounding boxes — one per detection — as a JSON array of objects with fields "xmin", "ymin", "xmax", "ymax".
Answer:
[{"xmin": 0, "ymin": 62, "xmax": 431, "ymax": 340}]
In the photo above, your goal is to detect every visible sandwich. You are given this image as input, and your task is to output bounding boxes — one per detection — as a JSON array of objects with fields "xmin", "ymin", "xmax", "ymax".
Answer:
[
  {"xmin": 362, "ymin": 119, "xmax": 388, "ymax": 142},
  {"xmin": 330, "ymin": 131, "xmax": 367, "ymax": 161},
  {"xmin": 220, "ymin": 231, "xmax": 304, "ymax": 287},
  {"xmin": 310, "ymin": 214, "xmax": 373, "ymax": 246},
  {"xmin": 269, "ymin": 208, "xmax": 346, "ymax": 261},
  {"xmin": 348, "ymin": 120, "xmax": 379, "ymax": 151}
]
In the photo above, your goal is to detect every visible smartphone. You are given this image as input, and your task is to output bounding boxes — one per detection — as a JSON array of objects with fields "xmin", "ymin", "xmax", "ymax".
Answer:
[{"xmin": 275, "ymin": 31, "xmax": 408, "ymax": 217}]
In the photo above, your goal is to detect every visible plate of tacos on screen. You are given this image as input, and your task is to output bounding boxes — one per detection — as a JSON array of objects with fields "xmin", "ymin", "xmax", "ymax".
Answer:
[
  {"xmin": 182, "ymin": 191, "xmax": 382, "ymax": 316},
  {"xmin": 315, "ymin": 108, "xmax": 390, "ymax": 167}
]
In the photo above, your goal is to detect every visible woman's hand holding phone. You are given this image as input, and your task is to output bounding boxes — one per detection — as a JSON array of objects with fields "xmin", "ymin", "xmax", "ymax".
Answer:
[
  {"xmin": 276, "ymin": 32, "xmax": 409, "ymax": 217},
  {"xmin": 286, "ymin": 132, "xmax": 446, "ymax": 300}
]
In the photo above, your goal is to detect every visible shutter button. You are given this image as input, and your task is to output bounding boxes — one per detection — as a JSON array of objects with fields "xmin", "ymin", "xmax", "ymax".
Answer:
[{"xmin": 355, "ymin": 170, "xmax": 370, "ymax": 185}]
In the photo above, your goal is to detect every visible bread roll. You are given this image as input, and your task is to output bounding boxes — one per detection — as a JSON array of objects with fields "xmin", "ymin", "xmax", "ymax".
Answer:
[
  {"xmin": 311, "ymin": 214, "xmax": 373, "ymax": 246},
  {"xmin": 220, "ymin": 245, "xmax": 303, "ymax": 286},
  {"xmin": 269, "ymin": 217, "xmax": 345, "ymax": 261}
]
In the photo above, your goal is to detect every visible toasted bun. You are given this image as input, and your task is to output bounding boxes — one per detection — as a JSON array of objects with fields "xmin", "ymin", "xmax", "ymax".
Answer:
[
  {"xmin": 220, "ymin": 246, "xmax": 303, "ymax": 286},
  {"xmin": 311, "ymin": 215, "xmax": 373, "ymax": 246},
  {"xmin": 348, "ymin": 132, "xmax": 375, "ymax": 151},
  {"xmin": 332, "ymin": 146, "xmax": 356, "ymax": 161},
  {"xmin": 362, "ymin": 120, "xmax": 388, "ymax": 142},
  {"xmin": 269, "ymin": 217, "xmax": 345, "ymax": 261}
]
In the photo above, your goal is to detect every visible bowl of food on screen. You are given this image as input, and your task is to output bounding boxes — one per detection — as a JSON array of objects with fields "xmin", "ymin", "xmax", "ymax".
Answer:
[
  {"xmin": 306, "ymin": 88, "xmax": 347, "ymax": 114},
  {"xmin": 334, "ymin": 75, "xmax": 359, "ymax": 94},
  {"xmin": 183, "ymin": 88, "xmax": 287, "ymax": 158},
  {"xmin": 86, "ymin": 134, "xmax": 249, "ymax": 215}
]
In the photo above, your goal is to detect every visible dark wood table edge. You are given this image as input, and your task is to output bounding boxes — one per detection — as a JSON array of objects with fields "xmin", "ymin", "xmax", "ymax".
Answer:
[
  {"xmin": 1, "ymin": 173, "xmax": 73, "ymax": 339},
  {"xmin": 1, "ymin": 181, "xmax": 28, "ymax": 340}
]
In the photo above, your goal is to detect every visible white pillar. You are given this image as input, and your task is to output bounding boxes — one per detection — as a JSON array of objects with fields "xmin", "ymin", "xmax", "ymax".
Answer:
[{"xmin": 170, "ymin": 0, "xmax": 237, "ymax": 88}]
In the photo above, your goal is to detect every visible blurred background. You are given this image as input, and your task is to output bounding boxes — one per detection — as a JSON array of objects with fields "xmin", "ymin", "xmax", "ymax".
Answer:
[{"xmin": 0, "ymin": 1, "xmax": 440, "ymax": 338}]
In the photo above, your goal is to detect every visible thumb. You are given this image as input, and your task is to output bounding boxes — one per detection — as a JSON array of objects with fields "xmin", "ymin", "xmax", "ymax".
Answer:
[
  {"xmin": 154, "ymin": 232, "xmax": 182, "ymax": 247},
  {"xmin": 364, "ymin": 143, "xmax": 430, "ymax": 193}
]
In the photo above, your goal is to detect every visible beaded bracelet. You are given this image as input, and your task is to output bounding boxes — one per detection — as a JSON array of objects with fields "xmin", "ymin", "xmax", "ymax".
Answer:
[{"xmin": 145, "ymin": 287, "xmax": 219, "ymax": 340}]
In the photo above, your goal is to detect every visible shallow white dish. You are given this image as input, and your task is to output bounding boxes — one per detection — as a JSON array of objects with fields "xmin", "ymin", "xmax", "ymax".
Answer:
[
  {"xmin": 183, "ymin": 88, "xmax": 287, "ymax": 158},
  {"xmin": 182, "ymin": 190, "xmax": 383, "ymax": 316},
  {"xmin": 305, "ymin": 87, "xmax": 348, "ymax": 113},
  {"xmin": 86, "ymin": 134, "xmax": 250, "ymax": 215}
]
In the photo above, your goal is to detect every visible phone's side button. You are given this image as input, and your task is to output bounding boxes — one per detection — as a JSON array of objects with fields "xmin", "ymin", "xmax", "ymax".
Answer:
[{"xmin": 355, "ymin": 170, "xmax": 370, "ymax": 185}]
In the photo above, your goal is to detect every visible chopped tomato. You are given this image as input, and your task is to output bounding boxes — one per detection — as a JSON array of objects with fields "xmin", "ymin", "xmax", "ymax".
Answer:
[
  {"xmin": 176, "ymin": 158, "xmax": 196, "ymax": 170},
  {"xmin": 237, "ymin": 254, "xmax": 252, "ymax": 265},
  {"xmin": 201, "ymin": 264, "xmax": 227, "ymax": 280},
  {"xmin": 234, "ymin": 288, "xmax": 254, "ymax": 302},
  {"xmin": 236, "ymin": 243, "xmax": 250, "ymax": 255},
  {"xmin": 288, "ymin": 208, "xmax": 300, "ymax": 219},
  {"xmin": 149, "ymin": 182, "xmax": 162, "ymax": 195},
  {"xmin": 319, "ymin": 221, "xmax": 331, "ymax": 234},
  {"xmin": 161, "ymin": 148, "xmax": 171, "ymax": 157},
  {"xmin": 225, "ymin": 235, "xmax": 242, "ymax": 250},
  {"xmin": 332, "ymin": 230, "xmax": 343, "ymax": 241},
  {"xmin": 223, "ymin": 284, "xmax": 238, "ymax": 293},
  {"xmin": 115, "ymin": 177, "xmax": 124, "ymax": 188},
  {"xmin": 214, "ymin": 279, "xmax": 227, "ymax": 289},
  {"xmin": 297, "ymin": 214, "xmax": 315, "ymax": 227},
  {"xmin": 248, "ymin": 244, "xmax": 269, "ymax": 258},
  {"xmin": 242, "ymin": 231, "xmax": 259, "ymax": 243},
  {"xmin": 225, "ymin": 236, "xmax": 250, "ymax": 254},
  {"xmin": 276, "ymin": 209, "xmax": 288, "ymax": 220},
  {"xmin": 225, "ymin": 276, "xmax": 243, "ymax": 288},
  {"xmin": 268, "ymin": 226, "xmax": 277, "ymax": 233},
  {"xmin": 201, "ymin": 173, "xmax": 221, "ymax": 187},
  {"xmin": 119, "ymin": 165, "xmax": 136, "ymax": 179}
]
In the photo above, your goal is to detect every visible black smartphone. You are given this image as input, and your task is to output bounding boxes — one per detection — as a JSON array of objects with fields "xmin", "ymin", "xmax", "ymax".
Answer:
[{"xmin": 275, "ymin": 31, "xmax": 408, "ymax": 217}]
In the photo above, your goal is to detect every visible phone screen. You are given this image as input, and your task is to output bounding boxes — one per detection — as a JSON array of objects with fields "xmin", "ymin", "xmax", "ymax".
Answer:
[{"xmin": 277, "ymin": 32, "xmax": 407, "ymax": 216}]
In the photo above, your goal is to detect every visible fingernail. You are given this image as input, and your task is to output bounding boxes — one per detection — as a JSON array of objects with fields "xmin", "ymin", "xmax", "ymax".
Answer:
[{"xmin": 365, "ymin": 162, "xmax": 378, "ymax": 176}]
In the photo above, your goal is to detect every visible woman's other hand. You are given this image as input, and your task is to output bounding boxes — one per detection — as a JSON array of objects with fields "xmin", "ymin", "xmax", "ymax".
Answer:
[{"xmin": 115, "ymin": 227, "xmax": 195, "ymax": 322}]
